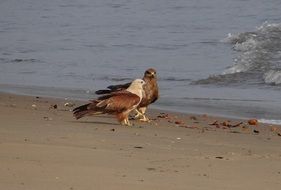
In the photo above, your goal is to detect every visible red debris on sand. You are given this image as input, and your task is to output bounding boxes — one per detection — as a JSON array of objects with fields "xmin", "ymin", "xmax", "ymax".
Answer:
[
  {"xmin": 175, "ymin": 120, "xmax": 184, "ymax": 125},
  {"xmin": 209, "ymin": 120, "xmax": 244, "ymax": 129},
  {"xmin": 209, "ymin": 120, "xmax": 219, "ymax": 126},
  {"xmin": 248, "ymin": 119, "xmax": 258, "ymax": 125},
  {"xmin": 222, "ymin": 121, "xmax": 229, "ymax": 127}
]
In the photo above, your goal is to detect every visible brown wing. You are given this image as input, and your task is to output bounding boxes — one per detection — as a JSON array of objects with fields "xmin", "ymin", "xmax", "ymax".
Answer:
[
  {"xmin": 89, "ymin": 91, "xmax": 140, "ymax": 113},
  {"xmin": 95, "ymin": 82, "xmax": 131, "ymax": 95}
]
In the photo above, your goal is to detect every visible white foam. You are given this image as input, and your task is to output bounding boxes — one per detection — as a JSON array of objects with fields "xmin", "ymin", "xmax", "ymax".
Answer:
[
  {"xmin": 222, "ymin": 61, "xmax": 252, "ymax": 74},
  {"xmin": 222, "ymin": 22, "xmax": 281, "ymax": 77},
  {"xmin": 257, "ymin": 21, "xmax": 281, "ymax": 32},
  {"xmin": 233, "ymin": 38, "xmax": 258, "ymax": 52},
  {"xmin": 221, "ymin": 33, "xmax": 237, "ymax": 43},
  {"xmin": 263, "ymin": 70, "xmax": 281, "ymax": 85},
  {"xmin": 258, "ymin": 119, "xmax": 281, "ymax": 125}
]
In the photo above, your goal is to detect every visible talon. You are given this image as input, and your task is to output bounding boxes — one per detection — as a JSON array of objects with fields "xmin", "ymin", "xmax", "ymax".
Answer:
[
  {"xmin": 121, "ymin": 118, "xmax": 130, "ymax": 126},
  {"xmin": 125, "ymin": 118, "xmax": 132, "ymax": 126},
  {"xmin": 140, "ymin": 119, "xmax": 150, "ymax": 122},
  {"xmin": 139, "ymin": 115, "xmax": 150, "ymax": 122}
]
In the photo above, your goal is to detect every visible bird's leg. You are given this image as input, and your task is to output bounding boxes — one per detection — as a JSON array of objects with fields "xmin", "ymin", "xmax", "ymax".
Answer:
[
  {"xmin": 134, "ymin": 109, "xmax": 143, "ymax": 119},
  {"xmin": 140, "ymin": 114, "xmax": 149, "ymax": 122},
  {"xmin": 120, "ymin": 119, "xmax": 127, "ymax": 126},
  {"xmin": 138, "ymin": 107, "xmax": 150, "ymax": 122},
  {"xmin": 121, "ymin": 118, "xmax": 132, "ymax": 126},
  {"xmin": 120, "ymin": 120, "xmax": 126, "ymax": 126},
  {"xmin": 125, "ymin": 118, "xmax": 133, "ymax": 126}
]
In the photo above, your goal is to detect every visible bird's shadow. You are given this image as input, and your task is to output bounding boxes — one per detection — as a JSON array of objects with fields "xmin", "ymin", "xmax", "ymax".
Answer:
[
  {"xmin": 69, "ymin": 120, "xmax": 145, "ymax": 127},
  {"xmin": 70, "ymin": 120, "xmax": 120, "ymax": 126}
]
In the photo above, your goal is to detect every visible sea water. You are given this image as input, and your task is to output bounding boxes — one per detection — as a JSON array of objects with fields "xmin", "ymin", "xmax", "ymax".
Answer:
[{"xmin": 0, "ymin": 0, "xmax": 281, "ymax": 124}]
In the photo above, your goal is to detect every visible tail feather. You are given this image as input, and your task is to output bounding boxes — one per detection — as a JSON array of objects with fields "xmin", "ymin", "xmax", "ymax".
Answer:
[{"xmin": 73, "ymin": 103, "xmax": 91, "ymax": 120}]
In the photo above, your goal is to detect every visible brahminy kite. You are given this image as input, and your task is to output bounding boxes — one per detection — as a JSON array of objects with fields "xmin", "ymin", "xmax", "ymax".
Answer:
[
  {"xmin": 73, "ymin": 79, "xmax": 145, "ymax": 126},
  {"xmin": 95, "ymin": 68, "xmax": 159, "ymax": 121}
]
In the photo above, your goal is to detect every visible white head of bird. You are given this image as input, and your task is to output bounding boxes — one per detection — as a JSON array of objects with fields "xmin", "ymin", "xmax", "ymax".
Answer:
[{"xmin": 126, "ymin": 79, "xmax": 146, "ymax": 97}]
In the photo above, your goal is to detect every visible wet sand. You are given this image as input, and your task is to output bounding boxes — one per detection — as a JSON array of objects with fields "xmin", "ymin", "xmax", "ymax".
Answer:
[{"xmin": 0, "ymin": 92, "xmax": 281, "ymax": 190}]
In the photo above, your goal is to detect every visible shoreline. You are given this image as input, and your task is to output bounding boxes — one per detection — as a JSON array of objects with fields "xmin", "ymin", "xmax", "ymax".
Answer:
[
  {"xmin": 0, "ymin": 83, "xmax": 280, "ymax": 125},
  {"xmin": 2, "ymin": 90, "xmax": 280, "ymax": 127},
  {"xmin": 1, "ymin": 92, "xmax": 281, "ymax": 189}
]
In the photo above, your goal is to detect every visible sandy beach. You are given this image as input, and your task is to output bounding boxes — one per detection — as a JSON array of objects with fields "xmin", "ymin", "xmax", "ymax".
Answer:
[{"xmin": 0, "ymin": 92, "xmax": 281, "ymax": 190}]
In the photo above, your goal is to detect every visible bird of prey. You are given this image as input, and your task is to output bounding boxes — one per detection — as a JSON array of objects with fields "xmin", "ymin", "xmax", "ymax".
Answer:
[
  {"xmin": 73, "ymin": 79, "xmax": 145, "ymax": 126},
  {"xmin": 95, "ymin": 68, "xmax": 159, "ymax": 122}
]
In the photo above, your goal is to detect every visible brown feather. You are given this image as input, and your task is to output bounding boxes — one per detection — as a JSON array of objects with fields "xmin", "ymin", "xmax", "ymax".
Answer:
[
  {"xmin": 73, "ymin": 103, "xmax": 92, "ymax": 119},
  {"xmin": 138, "ymin": 73, "xmax": 158, "ymax": 108},
  {"xmin": 73, "ymin": 91, "xmax": 140, "ymax": 122},
  {"xmin": 94, "ymin": 68, "xmax": 159, "ymax": 110}
]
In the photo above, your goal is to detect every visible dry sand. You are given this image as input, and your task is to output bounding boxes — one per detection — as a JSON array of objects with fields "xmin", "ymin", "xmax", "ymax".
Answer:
[{"xmin": 0, "ymin": 92, "xmax": 281, "ymax": 190}]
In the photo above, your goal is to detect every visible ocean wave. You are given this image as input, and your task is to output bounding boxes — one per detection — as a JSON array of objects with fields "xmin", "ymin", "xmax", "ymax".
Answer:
[
  {"xmin": 191, "ymin": 72, "xmax": 258, "ymax": 86},
  {"xmin": 222, "ymin": 61, "xmax": 252, "ymax": 74},
  {"xmin": 223, "ymin": 22, "xmax": 281, "ymax": 73},
  {"xmin": 194, "ymin": 22, "xmax": 281, "ymax": 86}
]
